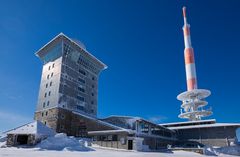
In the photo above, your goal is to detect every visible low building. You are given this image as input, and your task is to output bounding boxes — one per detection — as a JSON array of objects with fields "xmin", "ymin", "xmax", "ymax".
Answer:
[
  {"xmin": 6, "ymin": 121, "xmax": 55, "ymax": 146},
  {"xmin": 89, "ymin": 116, "xmax": 177, "ymax": 151},
  {"xmin": 161, "ymin": 119, "xmax": 240, "ymax": 147}
]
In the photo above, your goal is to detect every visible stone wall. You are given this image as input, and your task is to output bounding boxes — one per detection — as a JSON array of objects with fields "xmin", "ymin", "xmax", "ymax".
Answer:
[{"xmin": 35, "ymin": 107, "xmax": 116, "ymax": 137}]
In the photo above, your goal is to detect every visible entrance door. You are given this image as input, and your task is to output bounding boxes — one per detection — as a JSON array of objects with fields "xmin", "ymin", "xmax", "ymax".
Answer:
[
  {"xmin": 17, "ymin": 135, "xmax": 28, "ymax": 145},
  {"xmin": 128, "ymin": 140, "xmax": 133, "ymax": 150}
]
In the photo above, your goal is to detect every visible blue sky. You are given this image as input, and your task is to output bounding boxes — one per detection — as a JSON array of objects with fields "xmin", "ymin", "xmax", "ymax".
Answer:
[{"xmin": 1, "ymin": 0, "xmax": 240, "ymax": 132}]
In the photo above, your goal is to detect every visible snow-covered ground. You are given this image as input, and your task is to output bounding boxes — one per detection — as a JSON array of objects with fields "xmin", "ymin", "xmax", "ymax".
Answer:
[
  {"xmin": 0, "ymin": 133, "xmax": 239, "ymax": 157},
  {"xmin": 0, "ymin": 146, "xmax": 237, "ymax": 157}
]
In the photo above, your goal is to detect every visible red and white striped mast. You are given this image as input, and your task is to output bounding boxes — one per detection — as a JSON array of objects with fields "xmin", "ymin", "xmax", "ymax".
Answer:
[
  {"xmin": 182, "ymin": 6, "xmax": 197, "ymax": 91},
  {"xmin": 177, "ymin": 7, "xmax": 212, "ymax": 121}
]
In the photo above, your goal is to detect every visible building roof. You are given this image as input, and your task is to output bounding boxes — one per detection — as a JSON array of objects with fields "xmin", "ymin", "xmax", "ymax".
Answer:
[
  {"xmin": 6, "ymin": 121, "xmax": 55, "ymax": 136},
  {"xmin": 35, "ymin": 32, "xmax": 107, "ymax": 69},
  {"xmin": 161, "ymin": 119, "xmax": 216, "ymax": 127},
  {"xmin": 167, "ymin": 122, "xmax": 240, "ymax": 130},
  {"xmin": 88, "ymin": 129, "xmax": 134, "ymax": 135},
  {"xmin": 72, "ymin": 111, "xmax": 126, "ymax": 130}
]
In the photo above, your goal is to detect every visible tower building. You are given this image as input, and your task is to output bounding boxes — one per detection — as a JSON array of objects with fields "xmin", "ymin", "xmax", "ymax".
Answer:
[
  {"xmin": 177, "ymin": 7, "xmax": 212, "ymax": 121},
  {"xmin": 34, "ymin": 33, "xmax": 107, "ymax": 135}
]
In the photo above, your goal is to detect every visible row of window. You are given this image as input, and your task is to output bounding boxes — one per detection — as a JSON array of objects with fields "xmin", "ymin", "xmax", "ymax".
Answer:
[
  {"xmin": 44, "ymin": 91, "xmax": 51, "ymax": 97},
  {"xmin": 48, "ymin": 63, "xmax": 55, "ymax": 70},
  {"xmin": 47, "ymin": 72, "xmax": 54, "ymax": 79},
  {"xmin": 77, "ymin": 86, "xmax": 85, "ymax": 93},
  {"xmin": 76, "ymin": 95, "xmax": 85, "ymax": 101},
  {"xmin": 46, "ymin": 82, "xmax": 53, "ymax": 88},
  {"xmin": 43, "ymin": 101, "xmax": 50, "ymax": 108},
  {"xmin": 41, "ymin": 111, "xmax": 48, "ymax": 117}
]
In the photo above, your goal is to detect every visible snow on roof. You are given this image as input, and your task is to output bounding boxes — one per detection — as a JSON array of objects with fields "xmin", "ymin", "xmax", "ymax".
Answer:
[
  {"xmin": 72, "ymin": 112, "xmax": 125, "ymax": 130},
  {"xmin": 7, "ymin": 121, "xmax": 55, "ymax": 136},
  {"xmin": 167, "ymin": 123, "xmax": 240, "ymax": 130}
]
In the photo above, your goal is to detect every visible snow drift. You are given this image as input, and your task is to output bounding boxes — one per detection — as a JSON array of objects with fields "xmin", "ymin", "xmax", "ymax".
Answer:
[
  {"xmin": 204, "ymin": 145, "xmax": 240, "ymax": 156},
  {"xmin": 36, "ymin": 133, "xmax": 94, "ymax": 151}
]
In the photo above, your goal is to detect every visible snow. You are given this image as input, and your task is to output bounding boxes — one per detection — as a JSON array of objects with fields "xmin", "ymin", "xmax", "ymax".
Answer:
[
  {"xmin": 0, "ymin": 146, "xmax": 237, "ymax": 157},
  {"xmin": 204, "ymin": 146, "xmax": 240, "ymax": 156},
  {"xmin": 0, "ymin": 133, "xmax": 239, "ymax": 156},
  {"xmin": 36, "ymin": 133, "xmax": 93, "ymax": 151},
  {"xmin": 6, "ymin": 121, "xmax": 55, "ymax": 137}
]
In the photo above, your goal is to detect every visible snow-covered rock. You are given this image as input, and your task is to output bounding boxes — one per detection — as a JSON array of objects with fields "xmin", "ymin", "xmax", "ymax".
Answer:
[{"xmin": 36, "ymin": 133, "xmax": 94, "ymax": 151}]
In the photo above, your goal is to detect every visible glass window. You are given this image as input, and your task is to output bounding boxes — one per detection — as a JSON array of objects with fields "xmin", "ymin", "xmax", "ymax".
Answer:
[
  {"xmin": 44, "ymin": 93, "xmax": 47, "ymax": 98},
  {"xmin": 78, "ymin": 87, "xmax": 85, "ymax": 93},
  {"xmin": 47, "ymin": 75, "xmax": 49, "ymax": 79},
  {"xmin": 46, "ymin": 83, "xmax": 48, "ymax": 88},
  {"xmin": 78, "ymin": 77, "xmax": 85, "ymax": 84},
  {"xmin": 50, "ymin": 82, "xmax": 52, "ymax": 86},
  {"xmin": 51, "ymin": 72, "xmax": 53, "ymax": 77},
  {"xmin": 47, "ymin": 101, "xmax": 50, "ymax": 106},
  {"xmin": 46, "ymin": 111, "xmax": 48, "ymax": 116},
  {"xmin": 48, "ymin": 66, "xmax": 51, "ymax": 70},
  {"xmin": 76, "ymin": 95, "xmax": 84, "ymax": 101},
  {"xmin": 52, "ymin": 63, "xmax": 55, "ymax": 68},
  {"xmin": 79, "ymin": 69, "xmax": 86, "ymax": 75},
  {"xmin": 43, "ymin": 102, "xmax": 46, "ymax": 108},
  {"xmin": 91, "ymin": 93, "xmax": 94, "ymax": 96},
  {"xmin": 48, "ymin": 91, "xmax": 51, "ymax": 96}
]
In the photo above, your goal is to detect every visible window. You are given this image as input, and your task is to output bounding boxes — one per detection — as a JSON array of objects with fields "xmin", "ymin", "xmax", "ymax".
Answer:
[
  {"xmin": 92, "ymin": 85, "xmax": 95, "ymax": 88},
  {"xmin": 76, "ymin": 95, "xmax": 84, "ymax": 101},
  {"xmin": 48, "ymin": 66, "xmax": 51, "ymax": 70},
  {"xmin": 45, "ymin": 111, "xmax": 48, "ymax": 116},
  {"xmin": 43, "ymin": 102, "xmax": 46, "ymax": 108},
  {"xmin": 60, "ymin": 125, "xmax": 64, "ymax": 130},
  {"xmin": 48, "ymin": 91, "xmax": 51, "ymax": 96},
  {"xmin": 47, "ymin": 75, "xmax": 49, "ymax": 79},
  {"xmin": 78, "ymin": 77, "xmax": 85, "ymax": 84},
  {"xmin": 92, "ymin": 77, "xmax": 95, "ymax": 80},
  {"xmin": 42, "ymin": 112, "xmax": 44, "ymax": 117},
  {"xmin": 44, "ymin": 121, "xmax": 47, "ymax": 125},
  {"xmin": 51, "ymin": 72, "xmax": 53, "ymax": 77},
  {"xmin": 91, "ymin": 101, "xmax": 94, "ymax": 105},
  {"xmin": 47, "ymin": 101, "xmax": 50, "ymax": 106},
  {"xmin": 77, "ymin": 105, "xmax": 84, "ymax": 111},
  {"xmin": 44, "ymin": 93, "xmax": 47, "ymax": 98},
  {"xmin": 79, "ymin": 69, "xmax": 86, "ymax": 75},
  {"xmin": 46, "ymin": 83, "xmax": 48, "ymax": 88},
  {"xmin": 50, "ymin": 82, "xmax": 52, "ymax": 86},
  {"xmin": 78, "ymin": 87, "xmax": 85, "ymax": 93},
  {"xmin": 52, "ymin": 63, "xmax": 55, "ymax": 68},
  {"xmin": 61, "ymin": 114, "xmax": 65, "ymax": 119},
  {"xmin": 91, "ymin": 93, "xmax": 94, "ymax": 96}
]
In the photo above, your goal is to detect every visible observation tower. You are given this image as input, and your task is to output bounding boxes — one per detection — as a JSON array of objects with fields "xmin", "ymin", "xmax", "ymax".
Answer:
[{"xmin": 177, "ymin": 7, "xmax": 212, "ymax": 121}]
